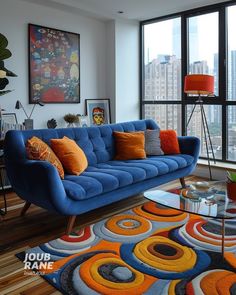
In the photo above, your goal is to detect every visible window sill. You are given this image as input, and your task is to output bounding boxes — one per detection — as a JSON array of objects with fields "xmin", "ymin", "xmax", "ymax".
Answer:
[{"xmin": 197, "ymin": 159, "xmax": 236, "ymax": 171}]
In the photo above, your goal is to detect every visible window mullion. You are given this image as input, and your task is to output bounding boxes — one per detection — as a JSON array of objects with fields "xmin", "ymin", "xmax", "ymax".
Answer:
[
  {"xmin": 219, "ymin": 7, "xmax": 227, "ymax": 161},
  {"xmin": 181, "ymin": 15, "xmax": 188, "ymax": 136}
]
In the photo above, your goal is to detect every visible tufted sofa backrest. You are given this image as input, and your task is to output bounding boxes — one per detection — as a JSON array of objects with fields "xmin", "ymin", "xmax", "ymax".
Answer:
[{"xmin": 4, "ymin": 119, "xmax": 159, "ymax": 165}]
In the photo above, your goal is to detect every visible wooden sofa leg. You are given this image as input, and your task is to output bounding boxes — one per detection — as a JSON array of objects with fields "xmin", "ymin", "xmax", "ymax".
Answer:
[
  {"xmin": 21, "ymin": 201, "xmax": 31, "ymax": 216},
  {"xmin": 179, "ymin": 177, "xmax": 186, "ymax": 188},
  {"xmin": 66, "ymin": 216, "xmax": 76, "ymax": 235}
]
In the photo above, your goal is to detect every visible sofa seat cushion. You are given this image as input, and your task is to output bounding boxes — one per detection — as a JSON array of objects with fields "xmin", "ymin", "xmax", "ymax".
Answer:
[{"xmin": 62, "ymin": 154, "xmax": 194, "ymax": 201}]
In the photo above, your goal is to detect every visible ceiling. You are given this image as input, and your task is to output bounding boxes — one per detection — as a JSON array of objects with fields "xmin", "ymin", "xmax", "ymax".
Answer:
[{"xmin": 23, "ymin": 0, "xmax": 231, "ymax": 21}]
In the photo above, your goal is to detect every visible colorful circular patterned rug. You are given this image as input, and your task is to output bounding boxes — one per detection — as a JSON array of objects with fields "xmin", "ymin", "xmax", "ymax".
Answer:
[{"xmin": 16, "ymin": 199, "xmax": 236, "ymax": 294}]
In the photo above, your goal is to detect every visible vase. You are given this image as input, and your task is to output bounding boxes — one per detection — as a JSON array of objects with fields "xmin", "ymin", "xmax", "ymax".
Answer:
[
  {"xmin": 227, "ymin": 181, "xmax": 236, "ymax": 200},
  {"xmin": 67, "ymin": 123, "xmax": 75, "ymax": 128},
  {"xmin": 24, "ymin": 119, "xmax": 34, "ymax": 130}
]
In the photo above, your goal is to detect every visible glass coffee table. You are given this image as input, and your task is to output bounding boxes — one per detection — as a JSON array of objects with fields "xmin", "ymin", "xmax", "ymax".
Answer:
[{"xmin": 144, "ymin": 181, "xmax": 236, "ymax": 257}]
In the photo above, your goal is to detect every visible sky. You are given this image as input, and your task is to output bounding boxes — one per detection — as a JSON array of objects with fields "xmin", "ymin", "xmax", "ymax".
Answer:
[{"xmin": 144, "ymin": 5, "xmax": 236, "ymax": 69}]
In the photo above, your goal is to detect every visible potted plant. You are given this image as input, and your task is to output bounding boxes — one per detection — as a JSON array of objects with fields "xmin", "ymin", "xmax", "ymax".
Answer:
[
  {"xmin": 0, "ymin": 33, "xmax": 17, "ymax": 97},
  {"xmin": 227, "ymin": 171, "xmax": 236, "ymax": 200},
  {"xmin": 63, "ymin": 113, "xmax": 79, "ymax": 127}
]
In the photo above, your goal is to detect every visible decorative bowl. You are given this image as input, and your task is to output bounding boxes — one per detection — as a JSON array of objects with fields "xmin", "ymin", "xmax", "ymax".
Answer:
[{"xmin": 181, "ymin": 182, "xmax": 216, "ymax": 201}]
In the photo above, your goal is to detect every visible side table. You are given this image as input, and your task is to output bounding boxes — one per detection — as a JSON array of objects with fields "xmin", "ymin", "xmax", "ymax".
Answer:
[{"xmin": 0, "ymin": 149, "xmax": 7, "ymax": 216}]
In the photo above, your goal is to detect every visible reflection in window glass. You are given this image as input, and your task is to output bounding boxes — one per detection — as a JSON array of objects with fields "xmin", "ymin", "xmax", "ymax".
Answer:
[
  {"xmin": 143, "ymin": 18, "xmax": 181, "ymax": 101},
  {"xmin": 227, "ymin": 5, "xmax": 236, "ymax": 100},
  {"xmin": 144, "ymin": 104, "xmax": 181, "ymax": 134},
  {"xmin": 227, "ymin": 106, "xmax": 236, "ymax": 160},
  {"xmin": 188, "ymin": 13, "xmax": 219, "ymax": 95},
  {"xmin": 186, "ymin": 105, "xmax": 222, "ymax": 159}
]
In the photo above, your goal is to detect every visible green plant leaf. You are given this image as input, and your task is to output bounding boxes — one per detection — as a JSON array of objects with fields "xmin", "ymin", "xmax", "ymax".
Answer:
[
  {"xmin": 0, "ymin": 61, "xmax": 17, "ymax": 76},
  {"xmin": 0, "ymin": 33, "xmax": 8, "ymax": 50},
  {"xmin": 0, "ymin": 34, "xmax": 15, "ymax": 94},
  {"xmin": 0, "ymin": 78, "xmax": 9, "ymax": 90},
  {"xmin": 0, "ymin": 90, "xmax": 11, "ymax": 96},
  {"xmin": 6, "ymin": 70, "xmax": 17, "ymax": 77},
  {"xmin": 231, "ymin": 173, "xmax": 236, "ymax": 182},
  {"xmin": 227, "ymin": 171, "xmax": 236, "ymax": 182},
  {"xmin": 0, "ymin": 49, "xmax": 11, "ymax": 60}
]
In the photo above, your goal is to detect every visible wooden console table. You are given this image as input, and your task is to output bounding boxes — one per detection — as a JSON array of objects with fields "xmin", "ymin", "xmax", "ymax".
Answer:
[{"xmin": 0, "ymin": 139, "xmax": 7, "ymax": 216}]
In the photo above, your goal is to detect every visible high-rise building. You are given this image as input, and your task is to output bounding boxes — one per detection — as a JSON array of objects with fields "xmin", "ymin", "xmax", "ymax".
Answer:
[
  {"xmin": 227, "ymin": 50, "xmax": 236, "ymax": 124},
  {"xmin": 227, "ymin": 50, "xmax": 236, "ymax": 161},
  {"xmin": 213, "ymin": 53, "xmax": 218, "ymax": 95},
  {"xmin": 144, "ymin": 54, "xmax": 181, "ymax": 132},
  {"xmin": 231, "ymin": 50, "xmax": 236, "ymax": 101},
  {"xmin": 189, "ymin": 60, "xmax": 209, "ymax": 74},
  {"xmin": 145, "ymin": 55, "xmax": 181, "ymax": 101},
  {"xmin": 172, "ymin": 19, "xmax": 181, "ymax": 59},
  {"xmin": 144, "ymin": 26, "xmax": 224, "ymax": 159}
]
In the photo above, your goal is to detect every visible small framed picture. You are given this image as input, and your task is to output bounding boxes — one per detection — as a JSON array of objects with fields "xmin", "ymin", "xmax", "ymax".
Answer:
[
  {"xmin": 78, "ymin": 115, "xmax": 89, "ymax": 127},
  {"xmin": 2, "ymin": 113, "xmax": 18, "ymax": 124},
  {"xmin": 85, "ymin": 98, "xmax": 111, "ymax": 126},
  {"xmin": 1, "ymin": 113, "xmax": 19, "ymax": 139}
]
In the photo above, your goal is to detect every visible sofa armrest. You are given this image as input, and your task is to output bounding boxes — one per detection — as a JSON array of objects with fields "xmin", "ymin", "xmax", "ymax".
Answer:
[
  {"xmin": 178, "ymin": 136, "xmax": 200, "ymax": 161},
  {"xmin": 14, "ymin": 160, "xmax": 68, "ymax": 213}
]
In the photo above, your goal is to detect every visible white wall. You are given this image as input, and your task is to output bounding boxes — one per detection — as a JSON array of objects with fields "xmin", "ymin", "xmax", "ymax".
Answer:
[
  {"xmin": 105, "ymin": 20, "xmax": 116, "ymax": 122},
  {"xmin": 115, "ymin": 20, "xmax": 140, "ymax": 122},
  {"xmin": 0, "ymin": 0, "xmax": 107, "ymax": 128}
]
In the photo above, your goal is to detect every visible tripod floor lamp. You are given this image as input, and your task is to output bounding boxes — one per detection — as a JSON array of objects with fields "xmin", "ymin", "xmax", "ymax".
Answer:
[{"xmin": 184, "ymin": 74, "xmax": 216, "ymax": 180}]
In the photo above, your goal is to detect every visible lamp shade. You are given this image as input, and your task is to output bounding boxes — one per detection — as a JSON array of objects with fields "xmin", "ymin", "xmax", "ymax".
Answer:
[
  {"xmin": 15, "ymin": 100, "xmax": 21, "ymax": 109},
  {"xmin": 184, "ymin": 74, "xmax": 214, "ymax": 95}
]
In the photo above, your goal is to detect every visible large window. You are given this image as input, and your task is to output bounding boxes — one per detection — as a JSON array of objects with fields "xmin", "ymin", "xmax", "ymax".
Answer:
[
  {"xmin": 227, "ymin": 5, "xmax": 236, "ymax": 101},
  {"xmin": 144, "ymin": 18, "xmax": 181, "ymax": 101},
  {"xmin": 186, "ymin": 12, "xmax": 221, "ymax": 157},
  {"xmin": 143, "ymin": 17, "xmax": 182, "ymax": 134},
  {"xmin": 141, "ymin": 2, "xmax": 236, "ymax": 163}
]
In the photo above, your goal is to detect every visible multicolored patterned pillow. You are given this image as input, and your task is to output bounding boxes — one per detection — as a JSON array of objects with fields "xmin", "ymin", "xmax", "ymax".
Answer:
[{"xmin": 26, "ymin": 136, "xmax": 64, "ymax": 179}]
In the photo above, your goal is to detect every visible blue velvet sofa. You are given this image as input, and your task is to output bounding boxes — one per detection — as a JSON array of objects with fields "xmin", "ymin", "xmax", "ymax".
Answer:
[{"xmin": 4, "ymin": 119, "xmax": 200, "ymax": 233}]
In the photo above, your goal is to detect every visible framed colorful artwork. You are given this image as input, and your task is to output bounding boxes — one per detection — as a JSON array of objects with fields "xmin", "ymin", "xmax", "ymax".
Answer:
[
  {"xmin": 28, "ymin": 24, "xmax": 80, "ymax": 104},
  {"xmin": 85, "ymin": 99, "xmax": 111, "ymax": 126}
]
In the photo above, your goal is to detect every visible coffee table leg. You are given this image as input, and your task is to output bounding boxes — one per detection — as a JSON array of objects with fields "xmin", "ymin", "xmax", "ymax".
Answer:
[{"xmin": 221, "ymin": 219, "xmax": 225, "ymax": 258}]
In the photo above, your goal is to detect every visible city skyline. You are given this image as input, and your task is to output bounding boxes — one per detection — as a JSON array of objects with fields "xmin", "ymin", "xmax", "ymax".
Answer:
[
  {"xmin": 144, "ymin": 51, "xmax": 236, "ymax": 161},
  {"xmin": 144, "ymin": 9, "xmax": 236, "ymax": 69}
]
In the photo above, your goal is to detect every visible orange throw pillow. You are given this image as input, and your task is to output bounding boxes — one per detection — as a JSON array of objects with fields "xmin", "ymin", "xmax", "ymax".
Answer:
[
  {"xmin": 160, "ymin": 130, "xmax": 180, "ymax": 154},
  {"xmin": 26, "ymin": 136, "xmax": 64, "ymax": 179},
  {"xmin": 113, "ymin": 131, "xmax": 146, "ymax": 160},
  {"xmin": 50, "ymin": 136, "xmax": 88, "ymax": 175}
]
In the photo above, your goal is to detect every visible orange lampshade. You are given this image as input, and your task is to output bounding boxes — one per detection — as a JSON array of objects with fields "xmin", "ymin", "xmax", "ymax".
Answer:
[{"xmin": 184, "ymin": 74, "xmax": 214, "ymax": 95}]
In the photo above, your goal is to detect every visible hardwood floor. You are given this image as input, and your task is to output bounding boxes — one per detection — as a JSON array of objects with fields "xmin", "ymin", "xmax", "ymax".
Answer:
[{"xmin": 0, "ymin": 176, "xmax": 201, "ymax": 294}]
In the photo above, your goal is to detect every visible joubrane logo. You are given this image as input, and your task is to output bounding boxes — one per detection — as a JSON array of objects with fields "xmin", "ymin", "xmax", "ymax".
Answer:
[{"xmin": 23, "ymin": 253, "xmax": 54, "ymax": 275}]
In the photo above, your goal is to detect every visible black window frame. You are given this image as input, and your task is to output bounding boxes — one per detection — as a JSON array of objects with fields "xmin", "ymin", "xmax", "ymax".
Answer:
[{"xmin": 140, "ymin": 0, "xmax": 236, "ymax": 164}]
